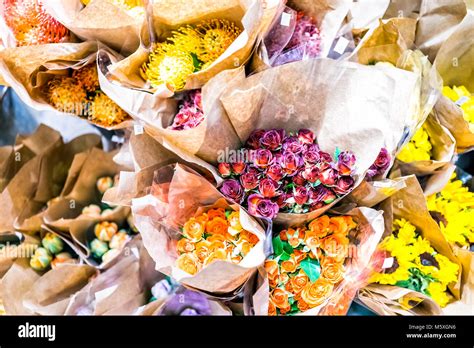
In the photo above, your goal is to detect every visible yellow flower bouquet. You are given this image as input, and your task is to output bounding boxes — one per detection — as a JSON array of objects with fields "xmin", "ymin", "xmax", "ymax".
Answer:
[{"xmin": 370, "ymin": 218, "xmax": 459, "ymax": 307}]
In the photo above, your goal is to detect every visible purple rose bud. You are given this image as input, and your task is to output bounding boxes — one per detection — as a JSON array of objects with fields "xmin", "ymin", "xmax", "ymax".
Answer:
[
  {"xmin": 309, "ymin": 186, "xmax": 336, "ymax": 205},
  {"xmin": 240, "ymin": 170, "xmax": 259, "ymax": 190},
  {"xmin": 302, "ymin": 166, "xmax": 320, "ymax": 183},
  {"xmin": 280, "ymin": 152, "xmax": 303, "ymax": 176},
  {"xmin": 293, "ymin": 171, "xmax": 306, "ymax": 186},
  {"xmin": 333, "ymin": 176, "xmax": 355, "ymax": 195},
  {"xmin": 319, "ymin": 166, "xmax": 338, "ymax": 186},
  {"xmin": 248, "ymin": 194, "xmax": 279, "ymax": 219},
  {"xmin": 337, "ymin": 151, "xmax": 356, "ymax": 176},
  {"xmin": 246, "ymin": 129, "xmax": 265, "ymax": 149},
  {"xmin": 298, "ymin": 129, "xmax": 316, "ymax": 144},
  {"xmin": 282, "ymin": 136, "xmax": 304, "ymax": 154},
  {"xmin": 253, "ymin": 149, "xmax": 273, "ymax": 169},
  {"xmin": 294, "ymin": 186, "xmax": 309, "ymax": 205},
  {"xmin": 266, "ymin": 164, "xmax": 284, "ymax": 182},
  {"xmin": 260, "ymin": 129, "xmax": 285, "ymax": 151},
  {"xmin": 220, "ymin": 179, "xmax": 244, "ymax": 203},
  {"xmin": 259, "ymin": 178, "xmax": 280, "ymax": 198}
]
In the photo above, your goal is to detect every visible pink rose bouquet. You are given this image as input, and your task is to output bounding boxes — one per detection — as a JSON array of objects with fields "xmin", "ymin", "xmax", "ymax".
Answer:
[
  {"xmin": 169, "ymin": 90, "xmax": 204, "ymax": 131},
  {"xmin": 218, "ymin": 129, "xmax": 357, "ymax": 219}
]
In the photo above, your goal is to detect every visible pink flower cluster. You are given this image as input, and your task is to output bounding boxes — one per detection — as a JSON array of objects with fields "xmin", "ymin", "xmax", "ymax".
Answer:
[
  {"xmin": 218, "ymin": 129, "xmax": 357, "ymax": 219},
  {"xmin": 272, "ymin": 11, "xmax": 322, "ymax": 67},
  {"xmin": 169, "ymin": 90, "xmax": 204, "ymax": 130}
]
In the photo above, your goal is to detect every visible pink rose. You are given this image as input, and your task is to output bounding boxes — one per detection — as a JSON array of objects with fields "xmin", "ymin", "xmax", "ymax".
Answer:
[
  {"xmin": 293, "ymin": 171, "xmax": 306, "ymax": 186},
  {"xmin": 253, "ymin": 149, "xmax": 273, "ymax": 169},
  {"xmin": 337, "ymin": 151, "xmax": 356, "ymax": 176},
  {"xmin": 260, "ymin": 129, "xmax": 285, "ymax": 151},
  {"xmin": 319, "ymin": 166, "xmax": 338, "ymax": 186},
  {"xmin": 220, "ymin": 179, "xmax": 244, "ymax": 203},
  {"xmin": 297, "ymin": 129, "xmax": 316, "ymax": 144},
  {"xmin": 232, "ymin": 162, "xmax": 246, "ymax": 175},
  {"xmin": 280, "ymin": 152, "xmax": 303, "ymax": 176},
  {"xmin": 282, "ymin": 136, "xmax": 304, "ymax": 154},
  {"xmin": 247, "ymin": 194, "xmax": 279, "ymax": 219},
  {"xmin": 259, "ymin": 178, "xmax": 280, "ymax": 198},
  {"xmin": 309, "ymin": 186, "xmax": 336, "ymax": 205},
  {"xmin": 318, "ymin": 151, "xmax": 333, "ymax": 163},
  {"xmin": 266, "ymin": 164, "xmax": 284, "ymax": 182},
  {"xmin": 246, "ymin": 129, "xmax": 265, "ymax": 149},
  {"xmin": 240, "ymin": 170, "xmax": 259, "ymax": 190},
  {"xmin": 302, "ymin": 166, "xmax": 320, "ymax": 183},
  {"xmin": 333, "ymin": 176, "xmax": 355, "ymax": 195},
  {"xmin": 294, "ymin": 186, "xmax": 309, "ymax": 205}
]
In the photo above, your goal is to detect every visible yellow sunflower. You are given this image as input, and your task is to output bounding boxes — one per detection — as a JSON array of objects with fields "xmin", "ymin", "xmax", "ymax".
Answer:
[{"xmin": 427, "ymin": 281, "xmax": 451, "ymax": 308}]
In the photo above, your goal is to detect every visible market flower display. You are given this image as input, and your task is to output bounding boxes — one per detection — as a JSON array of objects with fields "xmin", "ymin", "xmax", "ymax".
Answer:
[
  {"xmin": 427, "ymin": 173, "xmax": 474, "ymax": 249},
  {"xmin": 370, "ymin": 218, "xmax": 459, "ymax": 307},
  {"xmin": 3, "ymin": 0, "xmax": 69, "ymax": 46},
  {"xmin": 218, "ymin": 129, "xmax": 357, "ymax": 219},
  {"xmin": 169, "ymin": 90, "xmax": 204, "ymax": 130},
  {"xmin": 442, "ymin": 85, "xmax": 474, "ymax": 130},
  {"xmin": 175, "ymin": 208, "xmax": 259, "ymax": 275},
  {"xmin": 265, "ymin": 215, "xmax": 356, "ymax": 315},
  {"xmin": 141, "ymin": 19, "xmax": 241, "ymax": 91},
  {"xmin": 397, "ymin": 124, "xmax": 433, "ymax": 162},
  {"xmin": 46, "ymin": 64, "xmax": 129, "ymax": 127}
]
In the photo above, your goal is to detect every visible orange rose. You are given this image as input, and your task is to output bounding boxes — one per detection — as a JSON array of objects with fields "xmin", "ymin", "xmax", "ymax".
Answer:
[
  {"xmin": 289, "ymin": 271, "xmax": 309, "ymax": 294},
  {"xmin": 194, "ymin": 240, "xmax": 211, "ymax": 262},
  {"xmin": 279, "ymin": 272, "xmax": 289, "ymax": 284},
  {"xmin": 329, "ymin": 216, "xmax": 349, "ymax": 234},
  {"xmin": 297, "ymin": 299, "xmax": 310, "ymax": 312},
  {"xmin": 300, "ymin": 278, "xmax": 334, "ymax": 308},
  {"xmin": 240, "ymin": 230, "xmax": 259, "ymax": 245},
  {"xmin": 308, "ymin": 215, "xmax": 331, "ymax": 238},
  {"xmin": 207, "ymin": 208, "xmax": 226, "ymax": 220},
  {"xmin": 209, "ymin": 240, "xmax": 225, "ymax": 252},
  {"xmin": 227, "ymin": 211, "xmax": 243, "ymax": 235},
  {"xmin": 177, "ymin": 238, "xmax": 195, "ymax": 254},
  {"xmin": 176, "ymin": 253, "xmax": 200, "ymax": 275},
  {"xmin": 230, "ymin": 254, "xmax": 243, "ymax": 263},
  {"xmin": 321, "ymin": 233, "xmax": 349, "ymax": 258},
  {"xmin": 203, "ymin": 249, "xmax": 227, "ymax": 266},
  {"xmin": 195, "ymin": 213, "xmax": 209, "ymax": 224},
  {"xmin": 208, "ymin": 234, "xmax": 226, "ymax": 243},
  {"xmin": 293, "ymin": 249, "xmax": 307, "ymax": 263},
  {"xmin": 286, "ymin": 227, "xmax": 305, "ymax": 248},
  {"xmin": 265, "ymin": 259, "xmax": 279, "ymax": 287},
  {"xmin": 268, "ymin": 300, "xmax": 277, "ymax": 316},
  {"xmin": 279, "ymin": 230, "xmax": 288, "ymax": 241},
  {"xmin": 321, "ymin": 258, "xmax": 345, "ymax": 284},
  {"xmin": 239, "ymin": 241, "xmax": 253, "ymax": 256},
  {"xmin": 281, "ymin": 256, "xmax": 298, "ymax": 273},
  {"xmin": 270, "ymin": 288, "xmax": 290, "ymax": 310},
  {"xmin": 206, "ymin": 217, "xmax": 230, "ymax": 237},
  {"xmin": 304, "ymin": 230, "xmax": 320, "ymax": 250},
  {"xmin": 279, "ymin": 304, "xmax": 292, "ymax": 315},
  {"xmin": 183, "ymin": 218, "xmax": 205, "ymax": 242}
]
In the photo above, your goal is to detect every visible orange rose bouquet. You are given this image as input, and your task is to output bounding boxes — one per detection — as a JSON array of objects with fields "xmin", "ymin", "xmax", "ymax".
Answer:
[
  {"xmin": 248, "ymin": 207, "xmax": 384, "ymax": 315},
  {"xmin": 132, "ymin": 164, "xmax": 271, "ymax": 296}
]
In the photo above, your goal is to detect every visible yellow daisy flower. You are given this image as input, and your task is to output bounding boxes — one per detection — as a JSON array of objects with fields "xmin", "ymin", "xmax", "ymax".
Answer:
[
  {"xmin": 427, "ymin": 281, "xmax": 451, "ymax": 308},
  {"xmin": 397, "ymin": 124, "xmax": 432, "ymax": 162},
  {"xmin": 442, "ymin": 85, "xmax": 474, "ymax": 125}
]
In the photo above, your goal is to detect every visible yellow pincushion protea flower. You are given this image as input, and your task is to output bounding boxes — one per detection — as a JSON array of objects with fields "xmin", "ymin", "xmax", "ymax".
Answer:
[
  {"xmin": 370, "ymin": 218, "xmax": 459, "ymax": 307},
  {"xmin": 442, "ymin": 85, "xmax": 474, "ymax": 126},
  {"xmin": 195, "ymin": 19, "xmax": 241, "ymax": 64},
  {"xmin": 47, "ymin": 77, "xmax": 88, "ymax": 114},
  {"xmin": 72, "ymin": 64, "xmax": 100, "ymax": 93},
  {"xmin": 89, "ymin": 92, "xmax": 128, "ymax": 126},
  {"xmin": 427, "ymin": 174, "xmax": 474, "ymax": 248},
  {"xmin": 141, "ymin": 44, "xmax": 196, "ymax": 91},
  {"xmin": 397, "ymin": 124, "xmax": 432, "ymax": 162}
]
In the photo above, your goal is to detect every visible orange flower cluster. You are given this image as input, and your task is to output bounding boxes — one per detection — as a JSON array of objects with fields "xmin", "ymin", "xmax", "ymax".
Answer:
[
  {"xmin": 3, "ymin": 0, "xmax": 69, "ymax": 46},
  {"xmin": 265, "ymin": 215, "xmax": 356, "ymax": 315},
  {"xmin": 176, "ymin": 208, "xmax": 259, "ymax": 275}
]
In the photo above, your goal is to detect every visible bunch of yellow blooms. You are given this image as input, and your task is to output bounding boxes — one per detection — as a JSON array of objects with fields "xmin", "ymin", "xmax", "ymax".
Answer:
[
  {"xmin": 442, "ymin": 85, "xmax": 474, "ymax": 129},
  {"xmin": 427, "ymin": 173, "xmax": 474, "ymax": 248},
  {"xmin": 397, "ymin": 124, "xmax": 432, "ymax": 162},
  {"xmin": 141, "ymin": 19, "xmax": 241, "ymax": 91},
  {"xmin": 370, "ymin": 218, "xmax": 459, "ymax": 307}
]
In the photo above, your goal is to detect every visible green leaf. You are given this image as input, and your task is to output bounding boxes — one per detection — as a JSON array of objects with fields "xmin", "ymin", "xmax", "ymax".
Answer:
[
  {"xmin": 225, "ymin": 210, "xmax": 232, "ymax": 219},
  {"xmin": 273, "ymin": 237, "xmax": 283, "ymax": 256},
  {"xmin": 282, "ymin": 240, "xmax": 294, "ymax": 255},
  {"xmin": 280, "ymin": 251, "xmax": 291, "ymax": 261},
  {"xmin": 300, "ymin": 258, "xmax": 321, "ymax": 282},
  {"xmin": 334, "ymin": 147, "xmax": 341, "ymax": 161}
]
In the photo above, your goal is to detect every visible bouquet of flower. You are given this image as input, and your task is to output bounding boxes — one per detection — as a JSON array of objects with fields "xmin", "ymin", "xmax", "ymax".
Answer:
[
  {"xmin": 218, "ymin": 128, "xmax": 357, "ymax": 219},
  {"xmin": 175, "ymin": 208, "xmax": 259, "ymax": 275},
  {"xmin": 169, "ymin": 90, "xmax": 204, "ymax": 131},
  {"xmin": 442, "ymin": 86, "xmax": 474, "ymax": 131},
  {"xmin": 265, "ymin": 215, "xmax": 356, "ymax": 315},
  {"xmin": 427, "ymin": 173, "xmax": 474, "ymax": 249},
  {"xmin": 2, "ymin": 0, "xmax": 70, "ymax": 46},
  {"xmin": 141, "ymin": 19, "xmax": 242, "ymax": 91},
  {"xmin": 366, "ymin": 148, "xmax": 391, "ymax": 180},
  {"xmin": 370, "ymin": 218, "xmax": 459, "ymax": 307},
  {"xmin": 45, "ymin": 63, "xmax": 129, "ymax": 127},
  {"xmin": 397, "ymin": 124, "xmax": 433, "ymax": 162}
]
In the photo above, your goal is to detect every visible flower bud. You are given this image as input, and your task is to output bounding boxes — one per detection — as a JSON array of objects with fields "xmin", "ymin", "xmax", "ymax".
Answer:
[
  {"xmin": 94, "ymin": 221, "xmax": 118, "ymax": 242},
  {"xmin": 42, "ymin": 232, "xmax": 64, "ymax": 255}
]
